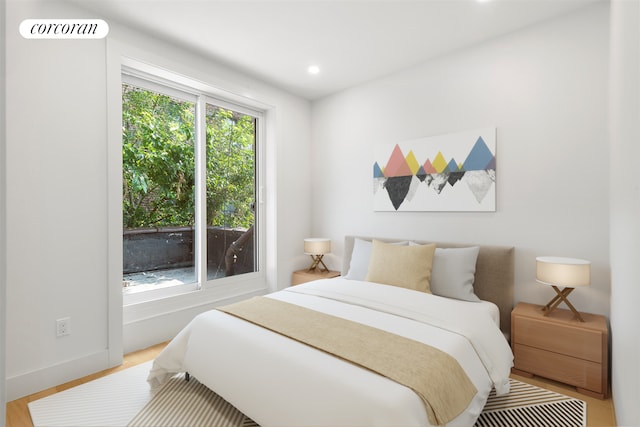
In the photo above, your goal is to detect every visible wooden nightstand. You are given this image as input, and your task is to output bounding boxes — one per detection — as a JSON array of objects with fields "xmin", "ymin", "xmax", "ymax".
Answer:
[
  {"xmin": 511, "ymin": 302, "xmax": 608, "ymax": 399},
  {"xmin": 291, "ymin": 269, "xmax": 340, "ymax": 285}
]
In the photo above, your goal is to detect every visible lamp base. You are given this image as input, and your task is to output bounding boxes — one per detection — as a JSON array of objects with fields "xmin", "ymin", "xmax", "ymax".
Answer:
[
  {"xmin": 307, "ymin": 254, "xmax": 328, "ymax": 272},
  {"xmin": 542, "ymin": 285, "xmax": 585, "ymax": 322}
]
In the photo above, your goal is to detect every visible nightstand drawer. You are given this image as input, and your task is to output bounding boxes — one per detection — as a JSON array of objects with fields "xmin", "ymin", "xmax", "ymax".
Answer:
[
  {"xmin": 511, "ymin": 302, "xmax": 609, "ymax": 399},
  {"xmin": 514, "ymin": 344, "xmax": 604, "ymax": 393},
  {"xmin": 513, "ymin": 315, "xmax": 603, "ymax": 363}
]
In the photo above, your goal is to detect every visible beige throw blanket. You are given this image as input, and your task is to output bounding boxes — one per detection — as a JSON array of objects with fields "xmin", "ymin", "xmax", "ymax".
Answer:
[{"xmin": 218, "ymin": 296, "xmax": 477, "ymax": 426}]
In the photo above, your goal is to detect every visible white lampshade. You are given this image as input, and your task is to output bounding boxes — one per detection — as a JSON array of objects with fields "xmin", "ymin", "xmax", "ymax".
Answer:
[
  {"xmin": 304, "ymin": 238, "xmax": 331, "ymax": 255},
  {"xmin": 536, "ymin": 256, "xmax": 591, "ymax": 288}
]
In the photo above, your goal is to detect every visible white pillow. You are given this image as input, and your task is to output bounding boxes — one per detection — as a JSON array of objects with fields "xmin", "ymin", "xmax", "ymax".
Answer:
[
  {"xmin": 344, "ymin": 238, "xmax": 408, "ymax": 280},
  {"xmin": 430, "ymin": 246, "xmax": 481, "ymax": 302}
]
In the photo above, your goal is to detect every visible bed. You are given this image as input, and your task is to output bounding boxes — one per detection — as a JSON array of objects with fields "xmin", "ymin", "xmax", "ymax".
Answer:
[{"xmin": 148, "ymin": 236, "xmax": 515, "ymax": 427}]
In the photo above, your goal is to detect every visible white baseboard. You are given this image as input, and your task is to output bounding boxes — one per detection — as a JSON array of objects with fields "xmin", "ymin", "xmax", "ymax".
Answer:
[{"xmin": 6, "ymin": 350, "xmax": 113, "ymax": 401}]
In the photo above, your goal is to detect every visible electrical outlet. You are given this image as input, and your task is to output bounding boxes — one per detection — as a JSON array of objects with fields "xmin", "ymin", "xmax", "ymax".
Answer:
[{"xmin": 56, "ymin": 317, "xmax": 71, "ymax": 337}]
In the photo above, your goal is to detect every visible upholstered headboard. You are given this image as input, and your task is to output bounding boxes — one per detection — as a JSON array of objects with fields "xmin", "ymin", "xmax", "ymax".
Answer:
[{"xmin": 342, "ymin": 236, "xmax": 515, "ymax": 338}]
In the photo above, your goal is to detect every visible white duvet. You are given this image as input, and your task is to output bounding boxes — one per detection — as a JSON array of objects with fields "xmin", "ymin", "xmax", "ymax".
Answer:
[{"xmin": 148, "ymin": 279, "xmax": 513, "ymax": 427}]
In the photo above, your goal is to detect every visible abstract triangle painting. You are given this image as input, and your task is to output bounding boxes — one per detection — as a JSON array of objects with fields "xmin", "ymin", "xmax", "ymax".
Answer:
[{"xmin": 373, "ymin": 128, "xmax": 496, "ymax": 212}]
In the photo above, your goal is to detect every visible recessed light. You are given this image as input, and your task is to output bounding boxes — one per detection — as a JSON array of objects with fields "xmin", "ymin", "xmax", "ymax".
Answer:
[{"xmin": 308, "ymin": 65, "xmax": 320, "ymax": 75}]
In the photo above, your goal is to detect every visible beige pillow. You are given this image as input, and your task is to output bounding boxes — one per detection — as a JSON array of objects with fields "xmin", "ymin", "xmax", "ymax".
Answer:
[{"xmin": 365, "ymin": 240, "xmax": 436, "ymax": 293}]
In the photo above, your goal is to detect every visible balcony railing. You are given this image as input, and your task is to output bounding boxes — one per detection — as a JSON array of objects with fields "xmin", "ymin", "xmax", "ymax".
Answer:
[{"xmin": 123, "ymin": 226, "xmax": 254, "ymax": 292}]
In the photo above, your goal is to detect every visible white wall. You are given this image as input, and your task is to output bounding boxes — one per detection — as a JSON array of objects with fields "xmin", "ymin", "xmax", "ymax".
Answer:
[
  {"xmin": 5, "ymin": 0, "xmax": 311, "ymax": 400},
  {"xmin": 609, "ymin": 1, "xmax": 640, "ymax": 425},
  {"xmin": 1, "ymin": 0, "xmax": 7, "ymax": 423},
  {"xmin": 6, "ymin": 1, "xmax": 110, "ymax": 400},
  {"xmin": 311, "ymin": 4, "xmax": 610, "ymax": 317}
]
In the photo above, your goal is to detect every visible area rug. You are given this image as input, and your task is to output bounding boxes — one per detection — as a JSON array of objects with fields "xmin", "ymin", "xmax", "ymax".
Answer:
[
  {"xmin": 29, "ymin": 364, "xmax": 586, "ymax": 427},
  {"xmin": 127, "ymin": 374, "xmax": 258, "ymax": 427},
  {"xmin": 129, "ymin": 376, "xmax": 585, "ymax": 427},
  {"xmin": 28, "ymin": 362, "xmax": 155, "ymax": 427},
  {"xmin": 474, "ymin": 379, "xmax": 586, "ymax": 427}
]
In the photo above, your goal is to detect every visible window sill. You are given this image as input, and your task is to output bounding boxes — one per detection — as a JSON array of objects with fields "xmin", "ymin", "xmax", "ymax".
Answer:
[{"xmin": 123, "ymin": 272, "xmax": 268, "ymax": 326}]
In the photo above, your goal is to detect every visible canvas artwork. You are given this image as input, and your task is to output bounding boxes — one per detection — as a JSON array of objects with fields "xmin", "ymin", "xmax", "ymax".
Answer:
[{"xmin": 373, "ymin": 128, "xmax": 496, "ymax": 212}]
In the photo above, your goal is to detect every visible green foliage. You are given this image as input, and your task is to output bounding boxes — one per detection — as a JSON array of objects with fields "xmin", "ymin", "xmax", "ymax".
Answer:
[
  {"xmin": 122, "ymin": 84, "xmax": 255, "ymax": 230},
  {"xmin": 205, "ymin": 105, "xmax": 256, "ymax": 229}
]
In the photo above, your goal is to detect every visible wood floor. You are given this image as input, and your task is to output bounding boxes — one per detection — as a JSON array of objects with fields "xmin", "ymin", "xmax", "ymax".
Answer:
[
  {"xmin": 7, "ymin": 342, "xmax": 617, "ymax": 427},
  {"xmin": 6, "ymin": 342, "xmax": 167, "ymax": 427}
]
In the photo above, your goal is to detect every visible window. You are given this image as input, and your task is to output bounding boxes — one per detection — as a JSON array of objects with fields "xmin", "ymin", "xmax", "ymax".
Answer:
[
  {"xmin": 204, "ymin": 104, "xmax": 257, "ymax": 280},
  {"xmin": 121, "ymin": 73, "xmax": 259, "ymax": 299}
]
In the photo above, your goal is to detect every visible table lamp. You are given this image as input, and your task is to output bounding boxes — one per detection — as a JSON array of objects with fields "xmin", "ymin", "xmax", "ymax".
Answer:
[
  {"xmin": 536, "ymin": 256, "xmax": 591, "ymax": 322},
  {"xmin": 304, "ymin": 238, "xmax": 331, "ymax": 272}
]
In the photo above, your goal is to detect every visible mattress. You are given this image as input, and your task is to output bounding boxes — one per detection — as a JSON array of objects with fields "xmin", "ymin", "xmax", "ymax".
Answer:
[{"xmin": 148, "ymin": 278, "xmax": 513, "ymax": 427}]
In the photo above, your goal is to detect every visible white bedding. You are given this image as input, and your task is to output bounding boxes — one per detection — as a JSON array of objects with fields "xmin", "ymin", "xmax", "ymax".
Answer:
[{"xmin": 148, "ymin": 278, "xmax": 513, "ymax": 427}]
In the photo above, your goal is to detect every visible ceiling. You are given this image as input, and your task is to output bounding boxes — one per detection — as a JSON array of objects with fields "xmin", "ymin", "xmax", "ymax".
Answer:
[{"xmin": 75, "ymin": 0, "xmax": 600, "ymax": 100}]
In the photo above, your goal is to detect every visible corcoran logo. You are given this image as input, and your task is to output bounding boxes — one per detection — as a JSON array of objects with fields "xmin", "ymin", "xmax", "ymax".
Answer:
[{"xmin": 19, "ymin": 19, "xmax": 109, "ymax": 39}]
